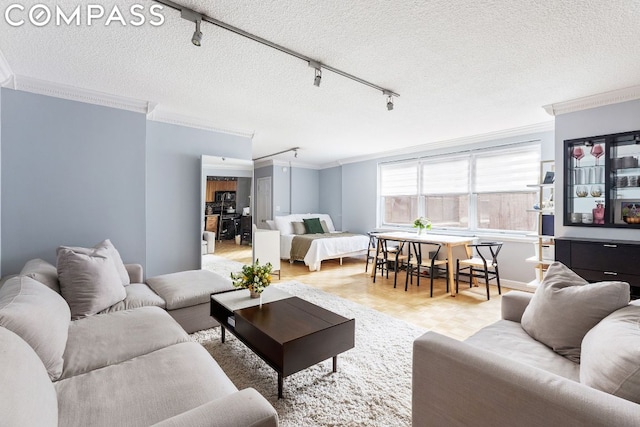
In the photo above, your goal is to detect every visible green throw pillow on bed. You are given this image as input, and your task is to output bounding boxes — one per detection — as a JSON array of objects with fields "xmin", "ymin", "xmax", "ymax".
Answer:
[{"xmin": 303, "ymin": 218, "xmax": 324, "ymax": 234}]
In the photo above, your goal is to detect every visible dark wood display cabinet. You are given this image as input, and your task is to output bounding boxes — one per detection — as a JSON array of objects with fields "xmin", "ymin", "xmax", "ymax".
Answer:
[
  {"xmin": 564, "ymin": 129, "xmax": 640, "ymax": 228},
  {"xmin": 556, "ymin": 237, "xmax": 640, "ymax": 299}
]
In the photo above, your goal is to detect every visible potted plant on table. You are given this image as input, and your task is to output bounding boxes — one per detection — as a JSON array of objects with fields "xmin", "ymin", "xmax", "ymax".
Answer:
[
  {"xmin": 230, "ymin": 259, "xmax": 273, "ymax": 298},
  {"xmin": 413, "ymin": 217, "xmax": 432, "ymax": 235}
]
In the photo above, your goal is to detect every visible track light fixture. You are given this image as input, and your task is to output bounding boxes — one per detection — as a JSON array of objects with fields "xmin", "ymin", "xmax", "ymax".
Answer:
[
  {"xmin": 192, "ymin": 19, "xmax": 203, "ymax": 46},
  {"xmin": 309, "ymin": 61, "xmax": 322, "ymax": 87},
  {"xmin": 162, "ymin": 2, "xmax": 400, "ymax": 108},
  {"xmin": 384, "ymin": 90, "xmax": 394, "ymax": 111},
  {"xmin": 181, "ymin": 8, "xmax": 203, "ymax": 47},
  {"xmin": 253, "ymin": 147, "xmax": 301, "ymax": 161}
]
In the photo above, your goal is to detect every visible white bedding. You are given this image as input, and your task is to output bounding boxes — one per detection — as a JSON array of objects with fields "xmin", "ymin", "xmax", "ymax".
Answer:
[
  {"xmin": 274, "ymin": 214, "xmax": 368, "ymax": 271},
  {"xmin": 280, "ymin": 233, "xmax": 369, "ymax": 271}
]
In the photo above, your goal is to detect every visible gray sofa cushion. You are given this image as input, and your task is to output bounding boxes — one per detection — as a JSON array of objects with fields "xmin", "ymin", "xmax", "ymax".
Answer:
[
  {"xmin": 521, "ymin": 262, "xmax": 629, "ymax": 362},
  {"xmin": 0, "ymin": 327, "xmax": 58, "ymax": 426},
  {"xmin": 581, "ymin": 304, "xmax": 640, "ymax": 404},
  {"xmin": 55, "ymin": 342, "xmax": 238, "ymax": 427},
  {"xmin": 59, "ymin": 239, "xmax": 130, "ymax": 286},
  {"xmin": 20, "ymin": 258, "xmax": 61, "ymax": 293},
  {"xmin": 57, "ymin": 246, "xmax": 126, "ymax": 319},
  {"xmin": 146, "ymin": 270, "xmax": 234, "ymax": 310},
  {"xmin": 465, "ymin": 319, "xmax": 580, "ymax": 381},
  {"xmin": 0, "ymin": 276, "xmax": 70, "ymax": 380},
  {"xmin": 98, "ymin": 283, "xmax": 166, "ymax": 314},
  {"xmin": 61, "ymin": 306, "xmax": 188, "ymax": 380}
]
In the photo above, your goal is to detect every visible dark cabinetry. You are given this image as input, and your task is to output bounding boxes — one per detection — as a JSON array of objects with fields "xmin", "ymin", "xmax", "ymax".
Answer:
[
  {"xmin": 556, "ymin": 237, "xmax": 640, "ymax": 298},
  {"xmin": 564, "ymin": 129, "xmax": 640, "ymax": 228}
]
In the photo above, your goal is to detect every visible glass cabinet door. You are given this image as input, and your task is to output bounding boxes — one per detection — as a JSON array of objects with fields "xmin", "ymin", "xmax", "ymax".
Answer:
[
  {"xmin": 610, "ymin": 132, "xmax": 640, "ymax": 225},
  {"xmin": 564, "ymin": 129, "xmax": 640, "ymax": 228},
  {"xmin": 565, "ymin": 137, "xmax": 606, "ymax": 226}
]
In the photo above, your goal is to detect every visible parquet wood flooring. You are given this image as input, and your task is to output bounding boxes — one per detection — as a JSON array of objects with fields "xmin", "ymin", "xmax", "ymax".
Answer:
[{"xmin": 213, "ymin": 240, "xmax": 504, "ymax": 340}]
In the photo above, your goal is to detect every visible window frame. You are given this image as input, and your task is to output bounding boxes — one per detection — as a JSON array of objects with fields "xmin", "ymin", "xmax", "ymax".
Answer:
[{"xmin": 378, "ymin": 141, "xmax": 541, "ymax": 235}]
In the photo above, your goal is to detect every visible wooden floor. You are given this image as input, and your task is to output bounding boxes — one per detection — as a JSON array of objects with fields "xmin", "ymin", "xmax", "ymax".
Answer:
[{"xmin": 213, "ymin": 240, "xmax": 505, "ymax": 340}]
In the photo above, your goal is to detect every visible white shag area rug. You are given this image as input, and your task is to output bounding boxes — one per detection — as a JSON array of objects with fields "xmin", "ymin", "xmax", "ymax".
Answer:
[
  {"xmin": 201, "ymin": 254, "xmax": 244, "ymax": 278},
  {"xmin": 191, "ymin": 281, "xmax": 426, "ymax": 427}
]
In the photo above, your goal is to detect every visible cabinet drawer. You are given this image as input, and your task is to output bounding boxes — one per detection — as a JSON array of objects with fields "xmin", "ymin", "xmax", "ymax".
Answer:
[
  {"xmin": 570, "ymin": 242, "xmax": 638, "ymax": 275},
  {"xmin": 572, "ymin": 268, "xmax": 640, "ymax": 287}
]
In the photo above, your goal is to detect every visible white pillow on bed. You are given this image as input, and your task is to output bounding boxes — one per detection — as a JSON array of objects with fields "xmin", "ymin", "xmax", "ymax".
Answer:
[
  {"xmin": 274, "ymin": 215, "xmax": 296, "ymax": 235},
  {"xmin": 265, "ymin": 220, "xmax": 277, "ymax": 230}
]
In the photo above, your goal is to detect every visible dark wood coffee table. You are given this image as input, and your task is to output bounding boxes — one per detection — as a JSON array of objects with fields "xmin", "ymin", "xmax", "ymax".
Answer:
[{"xmin": 210, "ymin": 288, "xmax": 355, "ymax": 398}]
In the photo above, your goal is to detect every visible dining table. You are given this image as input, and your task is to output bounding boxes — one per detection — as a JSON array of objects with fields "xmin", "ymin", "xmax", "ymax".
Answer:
[{"xmin": 371, "ymin": 231, "xmax": 475, "ymax": 297}]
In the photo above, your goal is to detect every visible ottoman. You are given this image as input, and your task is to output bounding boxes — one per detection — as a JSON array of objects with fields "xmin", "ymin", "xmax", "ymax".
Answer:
[{"xmin": 146, "ymin": 270, "xmax": 235, "ymax": 333}]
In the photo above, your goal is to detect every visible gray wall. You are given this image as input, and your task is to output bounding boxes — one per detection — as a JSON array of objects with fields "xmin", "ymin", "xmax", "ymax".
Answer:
[
  {"xmin": 0, "ymin": 89, "xmax": 252, "ymax": 277},
  {"xmin": 273, "ymin": 165, "xmax": 290, "ymax": 215},
  {"xmin": 554, "ymin": 99, "xmax": 640, "ymax": 241},
  {"xmin": 291, "ymin": 167, "xmax": 319, "ymax": 214},
  {"xmin": 145, "ymin": 121, "xmax": 251, "ymax": 277},
  {"xmin": 1, "ymin": 89, "xmax": 147, "ymax": 274},
  {"xmin": 319, "ymin": 166, "xmax": 342, "ymax": 230}
]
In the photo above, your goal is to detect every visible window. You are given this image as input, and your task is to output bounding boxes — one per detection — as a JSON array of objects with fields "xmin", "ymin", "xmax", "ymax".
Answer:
[
  {"xmin": 421, "ymin": 158, "xmax": 469, "ymax": 228},
  {"xmin": 378, "ymin": 142, "xmax": 541, "ymax": 234},
  {"xmin": 475, "ymin": 148, "xmax": 539, "ymax": 232},
  {"xmin": 380, "ymin": 162, "xmax": 418, "ymax": 225}
]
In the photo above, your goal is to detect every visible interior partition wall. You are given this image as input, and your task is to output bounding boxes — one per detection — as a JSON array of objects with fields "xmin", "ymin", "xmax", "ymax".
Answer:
[{"xmin": 0, "ymin": 88, "xmax": 252, "ymax": 278}]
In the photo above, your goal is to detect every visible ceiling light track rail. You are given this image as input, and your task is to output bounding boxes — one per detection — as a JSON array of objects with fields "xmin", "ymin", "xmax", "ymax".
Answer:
[
  {"xmin": 253, "ymin": 147, "xmax": 300, "ymax": 161},
  {"xmin": 153, "ymin": 0, "xmax": 400, "ymax": 100}
]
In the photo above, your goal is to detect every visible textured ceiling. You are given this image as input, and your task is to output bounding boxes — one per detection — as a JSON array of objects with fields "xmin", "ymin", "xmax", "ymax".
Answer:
[{"xmin": 1, "ymin": 1, "xmax": 640, "ymax": 166}]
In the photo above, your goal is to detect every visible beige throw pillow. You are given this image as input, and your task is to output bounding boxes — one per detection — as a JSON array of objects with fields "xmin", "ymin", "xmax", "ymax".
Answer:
[
  {"xmin": 580, "ymin": 305, "xmax": 640, "ymax": 403},
  {"xmin": 57, "ymin": 247, "xmax": 126, "ymax": 319},
  {"xmin": 292, "ymin": 221, "xmax": 306, "ymax": 235},
  {"xmin": 59, "ymin": 239, "xmax": 130, "ymax": 285},
  {"xmin": 520, "ymin": 262, "xmax": 629, "ymax": 362},
  {"xmin": 0, "ymin": 276, "xmax": 70, "ymax": 381}
]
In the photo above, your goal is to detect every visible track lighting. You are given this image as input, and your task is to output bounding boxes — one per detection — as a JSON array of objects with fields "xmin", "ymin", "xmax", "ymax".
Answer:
[
  {"xmin": 192, "ymin": 19, "xmax": 202, "ymax": 46},
  {"xmin": 164, "ymin": 2, "xmax": 400, "ymax": 105},
  {"xmin": 309, "ymin": 61, "xmax": 322, "ymax": 87},
  {"xmin": 181, "ymin": 8, "xmax": 203, "ymax": 47},
  {"xmin": 253, "ymin": 147, "xmax": 301, "ymax": 161},
  {"xmin": 384, "ymin": 90, "xmax": 394, "ymax": 111},
  {"xmin": 314, "ymin": 70, "xmax": 322, "ymax": 87}
]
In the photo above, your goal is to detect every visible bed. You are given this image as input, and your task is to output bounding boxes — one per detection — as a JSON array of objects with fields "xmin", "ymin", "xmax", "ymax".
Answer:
[{"xmin": 270, "ymin": 214, "xmax": 369, "ymax": 271}]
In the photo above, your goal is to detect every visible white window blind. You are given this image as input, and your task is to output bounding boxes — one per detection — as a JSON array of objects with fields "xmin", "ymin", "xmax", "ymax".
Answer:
[
  {"xmin": 421, "ymin": 158, "xmax": 469, "ymax": 195},
  {"xmin": 475, "ymin": 146, "xmax": 540, "ymax": 192},
  {"xmin": 380, "ymin": 162, "xmax": 418, "ymax": 196}
]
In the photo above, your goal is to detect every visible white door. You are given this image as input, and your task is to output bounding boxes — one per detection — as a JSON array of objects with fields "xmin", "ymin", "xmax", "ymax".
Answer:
[{"xmin": 256, "ymin": 177, "xmax": 272, "ymax": 229}]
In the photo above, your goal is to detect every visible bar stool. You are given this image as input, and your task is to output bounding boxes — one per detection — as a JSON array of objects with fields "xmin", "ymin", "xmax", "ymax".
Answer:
[
  {"xmin": 455, "ymin": 241, "xmax": 503, "ymax": 300},
  {"xmin": 404, "ymin": 242, "xmax": 449, "ymax": 296}
]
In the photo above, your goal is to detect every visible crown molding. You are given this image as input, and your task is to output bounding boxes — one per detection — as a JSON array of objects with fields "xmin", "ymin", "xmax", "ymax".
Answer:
[
  {"xmin": 336, "ymin": 121, "xmax": 555, "ymax": 167},
  {"xmin": 10, "ymin": 75, "xmax": 154, "ymax": 114},
  {"xmin": 148, "ymin": 109, "xmax": 255, "ymax": 139},
  {"xmin": 543, "ymin": 85, "xmax": 640, "ymax": 116}
]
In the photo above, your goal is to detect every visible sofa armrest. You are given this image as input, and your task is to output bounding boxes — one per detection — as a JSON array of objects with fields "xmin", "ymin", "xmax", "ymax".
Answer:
[
  {"xmin": 151, "ymin": 388, "xmax": 278, "ymax": 427},
  {"xmin": 413, "ymin": 331, "xmax": 640, "ymax": 427},
  {"xmin": 124, "ymin": 264, "xmax": 143, "ymax": 283},
  {"xmin": 500, "ymin": 290, "xmax": 533, "ymax": 322}
]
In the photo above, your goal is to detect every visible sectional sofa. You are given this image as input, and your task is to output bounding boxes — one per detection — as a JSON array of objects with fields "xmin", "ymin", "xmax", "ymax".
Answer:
[
  {"xmin": 0, "ymin": 243, "xmax": 278, "ymax": 426},
  {"xmin": 413, "ymin": 262, "xmax": 640, "ymax": 426}
]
